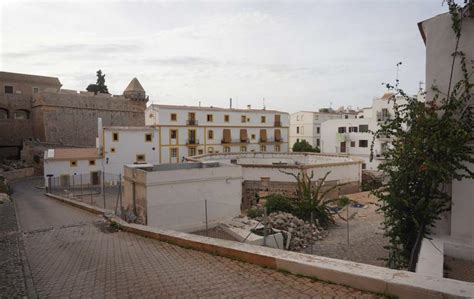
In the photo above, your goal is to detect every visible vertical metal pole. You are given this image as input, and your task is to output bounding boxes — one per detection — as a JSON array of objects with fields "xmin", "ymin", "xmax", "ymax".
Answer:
[
  {"xmin": 346, "ymin": 204, "xmax": 350, "ymax": 245},
  {"xmin": 48, "ymin": 176, "xmax": 52, "ymax": 193},
  {"xmin": 310, "ymin": 211, "xmax": 314, "ymax": 254},
  {"xmin": 205, "ymin": 200, "xmax": 208, "ymax": 236},
  {"xmin": 80, "ymin": 174, "xmax": 83, "ymax": 199},
  {"xmin": 119, "ymin": 174, "xmax": 122, "ymax": 217},
  {"xmin": 89, "ymin": 183, "xmax": 93, "ymax": 204},
  {"xmin": 263, "ymin": 207, "xmax": 267, "ymax": 247},
  {"xmin": 72, "ymin": 175, "xmax": 75, "ymax": 198},
  {"xmin": 102, "ymin": 171, "xmax": 106, "ymax": 209}
]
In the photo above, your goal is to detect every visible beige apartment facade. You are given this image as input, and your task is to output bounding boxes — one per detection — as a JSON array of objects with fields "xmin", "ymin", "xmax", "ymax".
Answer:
[{"xmin": 146, "ymin": 104, "xmax": 290, "ymax": 163}]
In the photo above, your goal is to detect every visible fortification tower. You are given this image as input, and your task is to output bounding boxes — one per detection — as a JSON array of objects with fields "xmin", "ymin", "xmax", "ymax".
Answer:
[{"xmin": 123, "ymin": 78, "xmax": 148, "ymax": 103}]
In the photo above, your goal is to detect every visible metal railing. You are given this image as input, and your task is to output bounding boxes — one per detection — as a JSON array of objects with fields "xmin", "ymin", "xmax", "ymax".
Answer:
[
  {"xmin": 186, "ymin": 138, "xmax": 200, "ymax": 145},
  {"xmin": 47, "ymin": 172, "xmax": 124, "ymax": 217},
  {"xmin": 274, "ymin": 121, "xmax": 282, "ymax": 127},
  {"xmin": 221, "ymin": 138, "xmax": 249, "ymax": 144},
  {"xmin": 186, "ymin": 119, "xmax": 198, "ymax": 126}
]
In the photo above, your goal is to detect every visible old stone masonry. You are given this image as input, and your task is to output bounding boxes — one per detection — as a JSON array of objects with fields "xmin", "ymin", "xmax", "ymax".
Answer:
[{"xmin": 1, "ymin": 178, "xmax": 383, "ymax": 298}]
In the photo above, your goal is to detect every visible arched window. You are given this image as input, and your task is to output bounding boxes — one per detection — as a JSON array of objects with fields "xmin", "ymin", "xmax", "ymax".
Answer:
[
  {"xmin": 14, "ymin": 109, "xmax": 30, "ymax": 120},
  {"xmin": 0, "ymin": 108, "xmax": 8, "ymax": 120}
]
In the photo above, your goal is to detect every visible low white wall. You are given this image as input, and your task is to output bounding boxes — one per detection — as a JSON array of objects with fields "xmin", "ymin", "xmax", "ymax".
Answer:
[{"xmin": 145, "ymin": 164, "xmax": 243, "ymax": 232}]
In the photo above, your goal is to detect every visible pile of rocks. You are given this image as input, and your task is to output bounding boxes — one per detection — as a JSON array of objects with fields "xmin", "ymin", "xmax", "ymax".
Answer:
[
  {"xmin": 267, "ymin": 212, "xmax": 327, "ymax": 251},
  {"xmin": 0, "ymin": 159, "xmax": 29, "ymax": 172}
]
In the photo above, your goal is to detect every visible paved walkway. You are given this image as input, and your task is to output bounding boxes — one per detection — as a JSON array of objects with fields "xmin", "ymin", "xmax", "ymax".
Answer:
[{"xmin": 9, "ymin": 178, "xmax": 383, "ymax": 298}]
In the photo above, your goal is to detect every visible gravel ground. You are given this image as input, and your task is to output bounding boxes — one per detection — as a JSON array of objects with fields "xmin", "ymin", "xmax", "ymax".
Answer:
[
  {"xmin": 0, "ymin": 201, "xmax": 27, "ymax": 297},
  {"xmin": 305, "ymin": 192, "xmax": 389, "ymax": 267},
  {"xmin": 445, "ymin": 256, "xmax": 474, "ymax": 283}
]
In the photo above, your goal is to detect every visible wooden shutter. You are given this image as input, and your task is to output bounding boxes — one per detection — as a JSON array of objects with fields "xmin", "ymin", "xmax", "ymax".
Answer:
[
  {"xmin": 240, "ymin": 129, "xmax": 248, "ymax": 142},
  {"xmin": 260, "ymin": 129, "xmax": 267, "ymax": 142},
  {"xmin": 274, "ymin": 129, "xmax": 281, "ymax": 142},
  {"xmin": 223, "ymin": 129, "xmax": 231, "ymax": 143}
]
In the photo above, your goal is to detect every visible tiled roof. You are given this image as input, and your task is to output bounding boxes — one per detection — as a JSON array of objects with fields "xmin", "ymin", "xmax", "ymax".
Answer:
[{"xmin": 124, "ymin": 78, "xmax": 145, "ymax": 92}]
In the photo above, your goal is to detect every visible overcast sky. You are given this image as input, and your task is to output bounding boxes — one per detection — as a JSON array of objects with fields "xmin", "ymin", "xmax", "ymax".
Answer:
[{"xmin": 1, "ymin": 0, "xmax": 450, "ymax": 112}]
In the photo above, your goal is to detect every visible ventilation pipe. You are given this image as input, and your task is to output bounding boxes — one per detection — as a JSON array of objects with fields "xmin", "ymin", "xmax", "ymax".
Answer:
[{"xmin": 229, "ymin": 98, "xmax": 232, "ymax": 109}]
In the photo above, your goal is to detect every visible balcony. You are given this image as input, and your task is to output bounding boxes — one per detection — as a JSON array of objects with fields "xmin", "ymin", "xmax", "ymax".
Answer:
[
  {"xmin": 259, "ymin": 137, "xmax": 283, "ymax": 143},
  {"xmin": 274, "ymin": 121, "xmax": 282, "ymax": 127},
  {"xmin": 186, "ymin": 138, "xmax": 200, "ymax": 145},
  {"xmin": 376, "ymin": 112, "xmax": 392, "ymax": 122},
  {"xmin": 221, "ymin": 139, "xmax": 249, "ymax": 144},
  {"xmin": 186, "ymin": 119, "xmax": 198, "ymax": 126}
]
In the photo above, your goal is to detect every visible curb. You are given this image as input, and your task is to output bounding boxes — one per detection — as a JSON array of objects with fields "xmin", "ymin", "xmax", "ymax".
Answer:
[
  {"xmin": 45, "ymin": 193, "xmax": 474, "ymax": 299},
  {"xmin": 45, "ymin": 193, "xmax": 111, "ymax": 215}
]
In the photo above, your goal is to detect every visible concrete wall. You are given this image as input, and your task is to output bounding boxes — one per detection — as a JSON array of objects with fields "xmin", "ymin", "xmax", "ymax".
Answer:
[
  {"xmin": 0, "ymin": 167, "xmax": 34, "ymax": 180},
  {"xmin": 124, "ymin": 163, "xmax": 243, "ymax": 232}
]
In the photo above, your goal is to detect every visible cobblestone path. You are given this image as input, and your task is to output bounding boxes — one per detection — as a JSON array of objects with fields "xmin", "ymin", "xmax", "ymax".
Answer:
[{"xmin": 9, "ymin": 178, "xmax": 383, "ymax": 298}]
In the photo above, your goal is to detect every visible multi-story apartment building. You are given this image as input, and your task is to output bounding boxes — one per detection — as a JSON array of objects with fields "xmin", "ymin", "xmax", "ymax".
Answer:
[
  {"xmin": 320, "ymin": 93, "xmax": 409, "ymax": 170},
  {"xmin": 289, "ymin": 108, "xmax": 357, "ymax": 150},
  {"xmin": 145, "ymin": 104, "xmax": 289, "ymax": 163}
]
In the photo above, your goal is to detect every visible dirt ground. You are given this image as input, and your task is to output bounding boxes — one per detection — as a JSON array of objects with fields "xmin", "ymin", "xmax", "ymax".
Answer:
[{"xmin": 444, "ymin": 256, "xmax": 474, "ymax": 283}]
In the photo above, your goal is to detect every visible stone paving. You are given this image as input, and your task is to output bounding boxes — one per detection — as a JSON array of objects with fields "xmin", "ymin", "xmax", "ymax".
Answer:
[
  {"xmin": 8, "ymin": 178, "xmax": 384, "ymax": 298},
  {"xmin": 306, "ymin": 192, "xmax": 389, "ymax": 267},
  {"xmin": 0, "ymin": 200, "xmax": 27, "ymax": 297}
]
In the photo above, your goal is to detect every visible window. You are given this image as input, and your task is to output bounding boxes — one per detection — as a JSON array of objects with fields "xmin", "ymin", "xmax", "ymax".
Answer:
[
  {"xmin": 188, "ymin": 147, "xmax": 196, "ymax": 156},
  {"xmin": 351, "ymin": 141, "xmax": 356, "ymax": 147},
  {"xmin": 251, "ymin": 134, "xmax": 256, "ymax": 140},
  {"xmin": 296, "ymin": 115, "xmax": 300, "ymax": 121},
  {"xmin": 170, "ymin": 113, "xmax": 177, "ymax": 121},
  {"xmin": 33, "ymin": 87, "xmax": 39, "ymax": 94},
  {"xmin": 316, "ymin": 127, "xmax": 320, "ymax": 134},
  {"xmin": 207, "ymin": 114, "xmax": 213, "ymax": 122},
  {"xmin": 224, "ymin": 115, "xmax": 230, "ymax": 122},
  {"xmin": 349, "ymin": 126, "xmax": 358, "ymax": 133},
  {"xmin": 171, "ymin": 148, "xmax": 178, "ymax": 158},
  {"xmin": 241, "ymin": 115, "xmax": 246, "ymax": 123},
  {"xmin": 338, "ymin": 127, "xmax": 346, "ymax": 133},
  {"xmin": 359, "ymin": 140, "xmax": 368, "ymax": 147},
  {"xmin": 362, "ymin": 163, "xmax": 366, "ymax": 170},
  {"xmin": 317, "ymin": 139, "xmax": 320, "ymax": 147},
  {"xmin": 70, "ymin": 160, "xmax": 77, "ymax": 167},
  {"xmin": 89, "ymin": 160, "xmax": 96, "ymax": 166},
  {"xmin": 110, "ymin": 147, "xmax": 116, "ymax": 153},
  {"xmin": 136, "ymin": 154, "xmax": 146, "ymax": 162},
  {"xmin": 260, "ymin": 145, "xmax": 267, "ymax": 152},
  {"xmin": 208, "ymin": 130, "xmax": 214, "ymax": 140},
  {"xmin": 240, "ymin": 146, "xmax": 247, "ymax": 152},
  {"xmin": 149, "ymin": 113, "xmax": 153, "ymax": 118},
  {"xmin": 198, "ymin": 149, "xmax": 204, "ymax": 155},
  {"xmin": 345, "ymin": 115, "xmax": 349, "ymax": 119},
  {"xmin": 145, "ymin": 133, "xmax": 152, "ymax": 142},
  {"xmin": 301, "ymin": 126, "xmax": 304, "ymax": 134},
  {"xmin": 170, "ymin": 129, "xmax": 177, "ymax": 139},
  {"xmin": 13, "ymin": 110, "xmax": 29, "ymax": 120},
  {"xmin": 112, "ymin": 132, "xmax": 119, "ymax": 142},
  {"xmin": 4, "ymin": 86, "xmax": 13, "ymax": 94},
  {"xmin": 224, "ymin": 146, "xmax": 230, "ymax": 153},
  {"xmin": 208, "ymin": 147, "xmax": 214, "ymax": 153},
  {"xmin": 314, "ymin": 115, "xmax": 319, "ymax": 120},
  {"xmin": 275, "ymin": 144, "xmax": 280, "ymax": 152},
  {"xmin": 296, "ymin": 127, "xmax": 300, "ymax": 134},
  {"xmin": 261, "ymin": 116, "xmax": 266, "ymax": 123},
  {"xmin": 359, "ymin": 124, "xmax": 369, "ymax": 133}
]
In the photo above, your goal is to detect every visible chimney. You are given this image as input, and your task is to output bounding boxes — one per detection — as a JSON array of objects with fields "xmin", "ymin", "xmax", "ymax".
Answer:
[
  {"xmin": 229, "ymin": 98, "xmax": 232, "ymax": 109},
  {"xmin": 247, "ymin": 104, "xmax": 251, "ymax": 110},
  {"xmin": 97, "ymin": 118, "xmax": 103, "ymax": 155}
]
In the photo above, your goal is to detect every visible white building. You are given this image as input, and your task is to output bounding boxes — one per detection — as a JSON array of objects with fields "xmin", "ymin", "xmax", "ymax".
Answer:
[
  {"xmin": 122, "ymin": 162, "xmax": 243, "ymax": 232},
  {"xmin": 145, "ymin": 104, "xmax": 289, "ymax": 163},
  {"xmin": 289, "ymin": 108, "xmax": 357, "ymax": 150},
  {"xmin": 320, "ymin": 93, "xmax": 407, "ymax": 170}
]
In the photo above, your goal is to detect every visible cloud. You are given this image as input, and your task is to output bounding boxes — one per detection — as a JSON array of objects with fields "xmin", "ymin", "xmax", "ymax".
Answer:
[{"xmin": 141, "ymin": 56, "xmax": 219, "ymax": 67}]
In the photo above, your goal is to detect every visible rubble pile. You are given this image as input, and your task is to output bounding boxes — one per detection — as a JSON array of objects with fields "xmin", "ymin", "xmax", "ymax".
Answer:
[
  {"xmin": 0, "ymin": 159, "xmax": 29, "ymax": 172},
  {"xmin": 267, "ymin": 212, "xmax": 328, "ymax": 251}
]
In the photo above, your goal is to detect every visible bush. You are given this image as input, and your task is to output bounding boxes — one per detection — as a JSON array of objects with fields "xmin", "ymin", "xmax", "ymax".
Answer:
[
  {"xmin": 264, "ymin": 194, "xmax": 295, "ymax": 214},
  {"xmin": 247, "ymin": 206, "xmax": 264, "ymax": 219},
  {"xmin": 0, "ymin": 177, "xmax": 11, "ymax": 195}
]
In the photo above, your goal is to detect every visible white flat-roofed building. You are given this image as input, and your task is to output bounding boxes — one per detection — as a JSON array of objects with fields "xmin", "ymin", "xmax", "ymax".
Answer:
[
  {"xmin": 145, "ymin": 104, "xmax": 289, "ymax": 163},
  {"xmin": 321, "ymin": 93, "xmax": 409, "ymax": 170},
  {"xmin": 289, "ymin": 108, "xmax": 357, "ymax": 150}
]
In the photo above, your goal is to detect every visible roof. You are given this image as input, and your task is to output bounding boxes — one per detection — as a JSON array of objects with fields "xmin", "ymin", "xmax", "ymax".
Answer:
[
  {"xmin": 381, "ymin": 92, "xmax": 395, "ymax": 100},
  {"xmin": 148, "ymin": 104, "xmax": 288, "ymax": 114},
  {"xmin": 124, "ymin": 78, "xmax": 145, "ymax": 92},
  {"xmin": 0, "ymin": 71, "xmax": 61, "ymax": 87},
  {"xmin": 103, "ymin": 126, "xmax": 155, "ymax": 131},
  {"xmin": 45, "ymin": 148, "xmax": 99, "ymax": 161},
  {"xmin": 291, "ymin": 110, "xmax": 358, "ymax": 115}
]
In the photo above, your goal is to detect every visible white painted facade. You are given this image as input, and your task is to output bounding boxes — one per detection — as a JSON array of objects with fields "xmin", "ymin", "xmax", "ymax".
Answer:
[
  {"xmin": 320, "ymin": 94, "xmax": 407, "ymax": 170},
  {"xmin": 289, "ymin": 110, "xmax": 357, "ymax": 150},
  {"xmin": 145, "ymin": 104, "xmax": 289, "ymax": 163},
  {"xmin": 124, "ymin": 162, "xmax": 243, "ymax": 232}
]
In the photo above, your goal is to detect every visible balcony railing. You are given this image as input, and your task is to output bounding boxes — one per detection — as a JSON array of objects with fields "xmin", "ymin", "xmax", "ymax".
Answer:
[
  {"xmin": 274, "ymin": 121, "xmax": 282, "ymax": 127},
  {"xmin": 376, "ymin": 112, "xmax": 391, "ymax": 122},
  {"xmin": 186, "ymin": 119, "xmax": 198, "ymax": 126},
  {"xmin": 221, "ymin": 139, "xmax": 249, "ymax": 144},
  {"xmin": 186, "ymin": 138, "xmax": 200, "ymax": 145},
  {"xmin": 259, "ymin": 138, "xmax": 283, "ymax": 143}
]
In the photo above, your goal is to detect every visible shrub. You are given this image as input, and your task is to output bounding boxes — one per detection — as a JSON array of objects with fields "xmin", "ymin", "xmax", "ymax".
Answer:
[
  {"xmin": 264, "ymin": 194, "xmax": 295, "ymax": 214},
  {"xmin": 247, "ymin": 206, "xmax": 264, "ymax": 219}
]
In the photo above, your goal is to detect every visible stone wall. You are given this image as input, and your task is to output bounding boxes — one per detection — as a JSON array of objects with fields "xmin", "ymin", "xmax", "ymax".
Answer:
[
  {"xmin": 32, "ymin": 91, "xmax": 146, "ymax": 146},
  {"xmin": 0, "ymin": 167, "xmax": 34, "ymax": 181},
  {"xmin": 242, "ymin": 179, "xmax": 360, "ymax": 210}
]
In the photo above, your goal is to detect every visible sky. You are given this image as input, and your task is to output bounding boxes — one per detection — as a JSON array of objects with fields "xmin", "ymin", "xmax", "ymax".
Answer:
[{"xmin": 0, "ymin": 0, "xmax": 451, "ymax": 113}]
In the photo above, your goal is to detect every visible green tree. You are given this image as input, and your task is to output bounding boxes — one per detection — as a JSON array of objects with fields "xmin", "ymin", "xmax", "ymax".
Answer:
[
  {"xmin": 86, "ymin": 70, "xmax": 109, "ymax": 95},
  {"xmin": 371, "ymin": 0, "xmax": 473, "ymax": 270},
  {"xmin": 292, "ymin": 140, "xmax": 320, "ymax": 153}
]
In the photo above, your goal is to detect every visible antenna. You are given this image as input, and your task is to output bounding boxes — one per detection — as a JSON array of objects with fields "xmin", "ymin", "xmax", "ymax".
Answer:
[
  {"xmin": 418, "ymin": 81, "xmax": 425, "ymax": 92},
  {"xmin": 396, "ymin": 62, "xmax": 402, "ymax": 88},
  {"xmin": 262, "ymin": 98, "xmax": 266, "ymax": 110}
]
